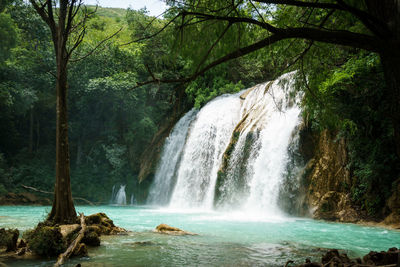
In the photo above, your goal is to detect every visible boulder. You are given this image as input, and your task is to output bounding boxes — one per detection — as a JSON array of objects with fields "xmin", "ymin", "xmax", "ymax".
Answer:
[
  {"xmin": 321, "ymin": 249, "xmax": 355, "ymax": 265},
  {"xmin": 85, "ymin": 213, "xmax": 103, "ymax": 225},
  {"xmin": 85, "ymin": 213, "xmax": 127, "ymax": 235},
  {"xmin": 383, "ymin": 179, "xmax": 400, "ymax": 228},
  {"xmin": 24, "ymin": 226, "xmax": 66, "ymax": 257},
  {"xmin": 154, "ymin": 224, "xmax": 197, "ymax": 235},
  {"xmin": 362, "ymin": 247, "xmax": 399, "ymax": 266},
  {"xmin": 313, "ymin": 191, "xmax": 359, "ymax": 223},
  {"xmin": 17, "ymin": 238, "xmax": 26, "ymax": 249},
  {"xmin": 383, "ymin": 212, "xmax": 400, "ymax": 229},
  {"xmin": 87, "ymin": 225, "xmax": 102, "ymax": 235},
  {"xmin": 81, "ymin": 231, "xmax": 100, "ymax": 247},
  {"xmin": 16, "ymin": 247, "xmax": 26, "ymax": 256},
  {"xmin": 73, "ymin": 243, "xmax": 88, "ymax": 257},
  {"xmin": 110, "ymin": 226, "xmax": 128, "ymax": 235},
  {"xmin": 0, "ymin": 228, "xmax": 19, "ymax": 252}
]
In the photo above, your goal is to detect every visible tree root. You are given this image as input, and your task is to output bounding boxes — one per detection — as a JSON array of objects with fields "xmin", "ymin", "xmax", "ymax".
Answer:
[{"xmin": 54, "ymin": 213, "xmax": 86, "ymax": 267}]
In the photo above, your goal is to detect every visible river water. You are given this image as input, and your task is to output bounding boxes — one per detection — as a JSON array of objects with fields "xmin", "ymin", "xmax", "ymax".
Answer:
[{"xmin": 1, "ymin": 205, "xmax": 399, "ymax": 266}]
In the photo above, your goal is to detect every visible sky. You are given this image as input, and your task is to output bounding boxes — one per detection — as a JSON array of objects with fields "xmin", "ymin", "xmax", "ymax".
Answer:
[{"xmin": 84, "ymin": 0, "xmax": 168, "ymax": 16}]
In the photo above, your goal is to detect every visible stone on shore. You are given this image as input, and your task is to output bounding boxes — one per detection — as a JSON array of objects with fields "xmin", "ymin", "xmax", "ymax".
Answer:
[
  {"xmin": 85, "ymin": 213, "xmax": 128, "ymax": 235},
  {"xmin": 293, "ymin": 247, "xmax": 400, "ymax": 266},
  {"xmin": 154, "ymin": 224, "xmax": 197, "ymax": 235},
  {"xmin": 0, "ymin": 229, "xmax": 19, "ymax": 252},
  {"xmin": 363, "ymin": 247, "xmax": 400, "ymax": 266}
]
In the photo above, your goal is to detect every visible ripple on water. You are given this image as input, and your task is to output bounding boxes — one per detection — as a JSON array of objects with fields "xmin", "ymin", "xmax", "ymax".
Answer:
[{"xmin": 0, "ymin": 206, "xmax": 399, "ymax": 266}]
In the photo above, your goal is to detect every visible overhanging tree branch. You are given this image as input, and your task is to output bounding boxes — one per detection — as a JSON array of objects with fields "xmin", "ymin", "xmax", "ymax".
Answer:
[
  {"xmin": 252, "ymin": 0, "xmax": 389, "ymax": 38},
  {"xmin": 134, "ymin": 21, "xmax": 380, "ymax": 89},
  {"xmin": 253, "ymin": 0, "xmax": 344, "ymax": 10},
  {"xmin": 70, "ymin": 27, "xmax": 123, "ymax": 62},
  {"xmin": 120, "ymin": 14, "xmax": 181, "ymax": 47},
  {"xmin": 180, "ymin": 11, "xmax": 278, "ymax": 32}
]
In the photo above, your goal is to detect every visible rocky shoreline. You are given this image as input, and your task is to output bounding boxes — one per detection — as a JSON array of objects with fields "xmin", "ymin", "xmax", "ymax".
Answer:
[
  {"xmin": 292, "ymin": 247, "xmax": 400, "ymax": 267},
  {"xmin": 0, "ymin": 213, "xmax": 127, "ymax": 266},
  {"xmin": 1, "ymin": 219, "xmax": 399, "ymax": 266}
]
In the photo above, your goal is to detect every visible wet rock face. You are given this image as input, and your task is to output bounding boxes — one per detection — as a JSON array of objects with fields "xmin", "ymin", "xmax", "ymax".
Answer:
[
  {"xmin": 384, "ymin": 179, "xmax": 400, "ymax": 228},
  {"xmin": 313, "ymin": 191, "xmax": 358, "ymax": 222},
  {"xmin": 301, "ymin": 130, "xmax": 359, "ymax": 222},
  {"xmin": 300, "ymin": 128, "xmax": 399, "ymax": 225}
]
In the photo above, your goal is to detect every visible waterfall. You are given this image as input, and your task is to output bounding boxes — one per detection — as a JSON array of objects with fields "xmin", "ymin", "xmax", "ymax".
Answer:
[
  {"xmin": 130, "ymin": 193, "xmax": 136, "ymax": 205},
  {"xmin": 113, "ymin": 185, "xmax": 127, "ymax": 205},
  {"xmin": 110, "ymin": 185, "xmax": 116, "ymax": 204},
  {"xmin": 242, "ymin": 86, "xmax": 301, "ymax": 215},
  {"xmin": 147, "ymin": 109, "xmax": 198, "ymax": 205},
  {"xmin": 148, "ymin": 72, "xmax": 302, "ymax": 215},
  {"xmin": 169, "ymin": 94, "xmax": 242, "ymax": 209}
]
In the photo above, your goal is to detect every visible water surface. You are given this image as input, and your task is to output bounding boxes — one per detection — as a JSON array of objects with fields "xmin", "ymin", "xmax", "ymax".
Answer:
[{"xmin": 1, "ymin": 205, "xmax": 399, "ymax": 266}]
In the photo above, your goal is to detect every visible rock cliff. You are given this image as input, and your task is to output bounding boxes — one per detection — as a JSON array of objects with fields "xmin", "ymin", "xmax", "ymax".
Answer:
[
  {"xmin": 300, "ymin": 127, "xmax": 399, "ymax": 226},
  {"xmin": 302, "ymin": 129, "xmax": 359, "ymax": 222}
]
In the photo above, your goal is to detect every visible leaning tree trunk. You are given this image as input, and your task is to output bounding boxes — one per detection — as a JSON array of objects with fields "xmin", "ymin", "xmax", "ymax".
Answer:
[
  {"xmin": 48, "ymin": 49, "xmax": 77, "ymax": 224},
  {"xmin": 380, "ymin": 43, "xmax": 400, "ymax": 160}
]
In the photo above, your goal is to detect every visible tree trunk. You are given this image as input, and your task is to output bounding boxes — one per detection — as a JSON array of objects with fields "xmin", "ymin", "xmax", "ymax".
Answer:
[
  {"xmin": 380, "ymin": 42, "xmax": 400, "ymax": 160},
  {"xmin": 48, "ymin": 52, "xmax": 77, "ymax": 223}
]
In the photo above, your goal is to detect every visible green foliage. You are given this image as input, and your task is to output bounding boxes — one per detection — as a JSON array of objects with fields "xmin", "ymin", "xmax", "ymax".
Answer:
[
  {"xmin": 187, "ymin": 76, "xmax": 244, "ymax": 108},
  {"xmin": 0, "ymin": 184, "xmax": 6, "ymax": 196},
  {"xmin": 0, "ymin": 13, "xmax": 17, "ymax": 63},
  {"xmin": 24, "ymin": 226, "xmax": 66, "ymax": 257},
  {"xmin": 88, "ymin": 6, "xmax": 126, "ymax": 20},
  {"xmin": 303, "ymin": 52, "xmax": 399, "ymax": 217}
]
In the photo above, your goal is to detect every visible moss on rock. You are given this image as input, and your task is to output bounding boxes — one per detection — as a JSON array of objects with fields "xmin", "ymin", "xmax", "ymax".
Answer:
[
  {"xmin": 24, "ymin": 225, "xmax": 66, "ymax": 257},
  {"xmin": 0, "ymin": 228, "xmax": 19, "ymax": 252},
  {"xmin": 82, "ymin": 231, "xmax": 100, "ymax": 247}
]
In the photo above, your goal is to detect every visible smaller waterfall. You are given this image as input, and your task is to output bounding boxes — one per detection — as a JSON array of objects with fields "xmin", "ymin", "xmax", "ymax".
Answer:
[
  {"xmin": 110, "ymin": 185, "xmax": 117, "ymax": 204},
  {"xmin": 113, "ymin": 185, "xmax": 127, "ymax": 205},
  {"xmin": 130, "ymin": 193, "xmax": 136, "ymax": 205}
]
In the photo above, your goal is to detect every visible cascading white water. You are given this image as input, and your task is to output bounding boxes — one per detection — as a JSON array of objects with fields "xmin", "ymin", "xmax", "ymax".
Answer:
[
  {"xmin": 114, "ymin": 185, "xmax": 127, "ymax": 205},
  {"xmin": 110, "ymin": 185, "xmax": 116, "ymax": 204},
  {"xmin": 243, "ymin": 86, "xmax": 301, "ymax": 215},
  {"xmin": 147, "ymin": 109, "xmax": 198, "ymax": 205},
  {"xmin": 169, "ymin": 94, "xmax": 242, "ymax": 209},
  {"xmin": 148, "ymin": 72, "xmax": 302, "ymax": 215}
]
